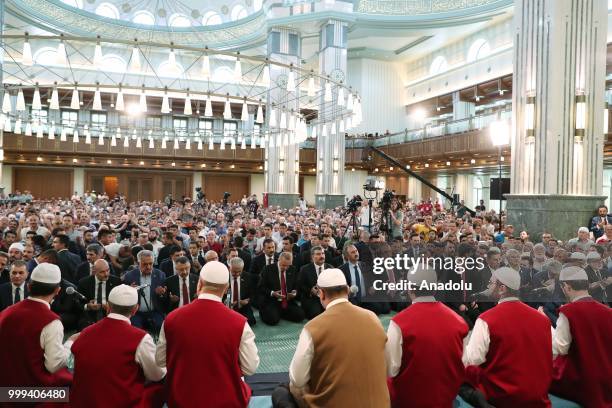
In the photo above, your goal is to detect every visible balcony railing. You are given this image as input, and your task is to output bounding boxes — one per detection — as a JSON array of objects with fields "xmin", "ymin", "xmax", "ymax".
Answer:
[{"xmin": 356, "ymin": 0, "xmax": 510, "ymax": 15}]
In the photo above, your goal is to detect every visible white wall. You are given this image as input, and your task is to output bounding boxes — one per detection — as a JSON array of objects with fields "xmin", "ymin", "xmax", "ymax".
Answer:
[
  {"xmin": 347, "ymin": 58, "xmax": 408, "ymax": 134},
  {"xmin": 343, "ymin": 170, "xmax": 369, "ymax": 199},
  {"xmin": 303, "ymin": 176, "xmax": 316, "ymax": 204},
  {"xmin": 73, "ymin": 167, "xmax": 85, "ymax": 196},
  {"xmin": 250, "ymin": 174, "xmax": 265, "ymax": 198},
  {"xmin": 1, "ymin": 164, "xmax": 12, "ymax": 193}
]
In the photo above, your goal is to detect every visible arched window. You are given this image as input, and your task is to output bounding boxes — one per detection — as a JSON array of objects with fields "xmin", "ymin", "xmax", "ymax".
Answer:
[
  {"xmin": 253, "ymin": 0, "xmax": 263, "ymax": 11},
  {"xmin": 467, "ymin": 39, "xmax": 491, "ymax": 62},
  {"xmin": 158, "ymin": 60, "xmax": 185, "ymax": 78},
  {"xmin": 99, "ymin": 54, "xmax": 127, "ymax": 73},
  {"xmin": 230, "ymin": 5, "xmax": 248, "ymax": 21},
  {"xmin": 168, "ymin": 13, "xmax": 191, "ymax": 27},
  {"xmin": 33, "ymin": 47, "xmax": 58, "ymax": 65},
  {"xmin": 429, "ymin": 56, "xmax": 448, "ymax": 75},
  {"xmin": 213, "ymin": 66, "xmax": 234, "ymax": 82},
  {"xmin": 60, "ymin": 0, "xmax": 83, "ymax": 8},
  {"xmin": 95, "ymin": 2, "xmax": 120, "ymax": 19},
  {"xmin": 202, "ymin": 11, "xmax": 223, "ymax": 26},
  {"xmin": 132, "ymin": 10, "xmax": 155, "ymax": 25}
]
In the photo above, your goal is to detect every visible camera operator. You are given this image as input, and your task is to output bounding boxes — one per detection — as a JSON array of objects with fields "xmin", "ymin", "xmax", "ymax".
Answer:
[
  {"xmin": 389, "ymin": 199, "xmax": 404, "ymax": 240},
  {"xmin": 247, "ymin": 195, "xmax": 259, "ymax": 218}
]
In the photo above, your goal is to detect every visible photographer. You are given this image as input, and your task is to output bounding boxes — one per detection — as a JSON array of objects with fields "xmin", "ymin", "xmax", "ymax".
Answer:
[{"xmin": 389, "ymin": 199, "xmax": 404, "ymax": 240}]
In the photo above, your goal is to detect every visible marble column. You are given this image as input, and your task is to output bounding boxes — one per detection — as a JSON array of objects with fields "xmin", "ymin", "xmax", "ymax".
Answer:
[
  {"xmin": 507, "ymin": 0, "xmax": 608, "ymax": 240},
  {"xmin": 0, "ymin": 0, "xmax": 5, "ymax": 188},
  {"xmin": 265, "ymin": 28, "xmax": 300, "ymax": 208},
  {"xmin": 315, "ymin": 19, "xmax": 348, "ymax": 209}
]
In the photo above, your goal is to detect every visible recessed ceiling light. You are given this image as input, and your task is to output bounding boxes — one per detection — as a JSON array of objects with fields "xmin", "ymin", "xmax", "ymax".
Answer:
[
  {"xmin": 140, "ymin": 161, "xmax": 145, "ymax": 165},
  {"xmin": 107, "ymin": 159, "xmax": 112, "ymax": 164},
  {"xmin": 171, "ymin": 162, "xmax": 176, "ymax": 167},
  {"xmin": 36, "ymin": 156, "xmax": 43, "ymax": 161},
  {"xmin": 200, "ymin": 163, "xmax": 206, "ymax": 168},
  {"xmin": 230, "ymin": 164, "xmax": 235, "ymax": 169},
  {"xmin": 72, "ymin": 158, "xmax": 78, "ymax": 163}
]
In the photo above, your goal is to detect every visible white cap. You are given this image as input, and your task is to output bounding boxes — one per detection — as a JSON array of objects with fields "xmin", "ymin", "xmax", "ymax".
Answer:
[
  {"xmin": 31, "ymin": 263, "xmax": 61, "ymax": 284},
  {"xmin": 108, "ymin": 284, "xmax": 138, "ymax": 306},
  {"xmin": 578, "ymin": 226, "xmax": 589, "ymax": 233},
  {"xmin": 8, "ymin": 242, "xmax": 24, "ymax": 252},
  {"xmin": 407, "ymin": 265, "xmax": 437, "ymax": 287},
  {"xmin": 492, "ymin": 267, "xmax": 521, "ymax": 291},
  {"xmin": 200, "ymin": 261, "xmax": 229, "ymax": 284},
  {"xmin": 586, "ymin": 252, "xmax": 601, "ymax": 261},
  {"xmin": 569, "ymin": 252, "xmax": 586, "ymax": 262},
  {"xmin": 104, "ymin": 243, "xmax": 122, "ymax": 258},
  {"xmin": 560, "ymin": 266, "xmax": 589, "ymax": 281},
  {"xmin": 317, "ymin": 268, "xmax": 347, "ymax": 288}
]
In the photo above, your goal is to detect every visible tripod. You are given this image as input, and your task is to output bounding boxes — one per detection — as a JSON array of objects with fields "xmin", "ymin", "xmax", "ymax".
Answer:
[{"xmin": 341, "ymin": 211, "xmax": 360, "ymax": 242}]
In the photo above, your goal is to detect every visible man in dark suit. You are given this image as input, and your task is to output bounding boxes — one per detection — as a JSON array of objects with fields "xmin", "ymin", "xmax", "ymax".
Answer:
[
  {"xmin": 26, "ymin": 249, "xmax": 58, "ymax": 273},
  {"xmin": 122, "ymin": 249, "xmax": 166, "ymax": 334},
  {"xmin": 589, "ymin": 205, "xmax": 612, "ymax": 239},
  {"xmin": 0, "ymin": 260, "xmax": 29, "ymax": 312},
  {"xmin": 258, "ymin": 252, "xmax": 304, "ymax": 325},
  {"xmin": 298, "ymin": 246, "xmax": 332, "ymax": 320},
  {"xmin": 250, "ymin": 238, "xmax": 278, "ymax": 276},
  {"xmin": 281, "ymin": 236, "xmax": 300, "ymax": 269},
  {"xmin": 228, "ymin": 256, "xmax": 256, "ymax": 326},
  {"xmin": 75, "ymin": 244, "xmax": 115, "ymax": 283},
  {"xmin": 158, "ymin": 245, "xmax": 184, "ymax": 277},
  {"xmin": 233, "ymin": 236, "xmax": 252, "ymax": 273},
  {"xmin": 52, "ymin": 278, "xmax": 85, "ymax": 331},
  {"xmin": 53, "ymin": 234, "xmax": 81, "ymax": 284},
  {"xmin": 162, "ymin": 256, "xmax": 198, "ymax": 313},
  {"xmin": 298, "ymin": 235, "xmax": 321, "ymax": 268},
  {"xmin": 76, "ymin": 259, "xmax": 122, "ymax": 329}
]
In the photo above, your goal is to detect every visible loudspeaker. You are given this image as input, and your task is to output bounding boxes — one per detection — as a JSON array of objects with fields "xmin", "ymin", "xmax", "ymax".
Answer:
[{"xmin": 490, "ymin": 178, "xmax": 510, "ymax": 200}]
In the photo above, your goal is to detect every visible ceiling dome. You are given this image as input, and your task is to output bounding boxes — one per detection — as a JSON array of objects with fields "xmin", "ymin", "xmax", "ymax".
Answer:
[{"xmin": 59, "ymin": 0, "xmax": 262, "ymax": 27}]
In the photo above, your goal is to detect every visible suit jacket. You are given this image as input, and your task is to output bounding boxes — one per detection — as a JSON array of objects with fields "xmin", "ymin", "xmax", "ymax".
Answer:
[
  {"xmin": 163, "ymin": 273, "xmax": 199, "ymax": 313},
  {"xmin": 258, "ymin": 264, "xmax": 300, "ymax": 304},
  {"xmin": 298, "ymin": 263, "xmax": 332, "ymax": 302},
  {"xmin": 225, "ymin": 273, "xmax": 254, "ymax": 306},
  {"xmin": 250, "ymin": 253, "xmax": 279, "ymax": 276},
  {"xmin": 0, "ymin": 282, "xmax": 28, "ymax": 312},
  {"xmin": 585, "ymin": 265, "xmax": 609, "ymax": 302},
  {"xmin": 354, "ymin": 241, "xmax": 374, "ymax": 265},
  {"xmin": 159, "ymin": 259, "xmax": 174, "ymax": 277},
  {"xmin": 26, "ymin": 259, "xmax": 38, "ymax": 273},
  {"xmin": 237, "ymin": 248, "xmax": 252, "ymax": 273},
  {"xmin": 51, "ymin": 279, "xmax": 83, "ymax": 317},
  {"xmin": 339, "ymin": 261, "xmax": 371, "ymax": 303},
  {"xmin": 57, "ymin": 249, "xmax": 82, "ymax": 284},
  {"xmin": 589, "ymin": 214, "xmax": 612, "ymax": 238},
  {"xmin": 122, "ymin": 268, "xmax": 167, "ymax": 313},
  {"xmin": 77, "ymin": 275, "xmax": 122, "ymax": 303}
]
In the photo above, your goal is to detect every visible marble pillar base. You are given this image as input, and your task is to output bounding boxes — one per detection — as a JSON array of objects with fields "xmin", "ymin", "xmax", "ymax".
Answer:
[
  {"xmin": 315, "ymin": 194, "xmax": 345, "ymax": 210},
  {"xmin": 267, "ymin": 193, "xmax": 299, "ymax": 209},
  {"xmin": 506, "ymin": 194, "xmax": 605, "ymax": 241}
]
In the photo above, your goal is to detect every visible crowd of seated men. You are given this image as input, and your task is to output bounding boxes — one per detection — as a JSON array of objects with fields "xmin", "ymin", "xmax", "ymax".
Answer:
[{"xmin": 0, "ymin": 195, "xmax": 610, "ymax": 331}]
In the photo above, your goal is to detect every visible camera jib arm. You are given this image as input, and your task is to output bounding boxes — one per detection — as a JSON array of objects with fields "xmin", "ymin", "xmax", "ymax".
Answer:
[{"xmin": 365, "ymin": 146, "xmax": 476, "ymax": 217}]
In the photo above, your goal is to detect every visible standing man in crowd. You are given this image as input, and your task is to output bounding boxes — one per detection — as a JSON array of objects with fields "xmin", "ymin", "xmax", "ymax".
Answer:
[
  {"xmin": 281, "ymin": 269, "xmax": 389, "ymax": 407},
  {"xmin": 463, "ymin": 267, "xmax": 552, "ymax": 407},
  {"xmin": 550, "ymin": 266, "xmax": 612, "ymax": 407},
  {"xmin": 0, "ymin": 263, "xmax": 75, "ymax": 388},
  {"xmin": 70, "ymin": 285, "xmax": 166, "ymax": 408},
  {"xmin": 156, "ymin": 261, "xmax": 260, "ymax": 407}
]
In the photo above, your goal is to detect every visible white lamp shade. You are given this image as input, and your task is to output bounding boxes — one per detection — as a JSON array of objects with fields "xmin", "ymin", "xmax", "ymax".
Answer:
[
  {"xmin": 204, "ymin": 96, "xmax": 213, "ymax": 117},
  {"xmin": 2, "ymin": 92, "xmax": 11, "ymax": 113},
  {"xmin": 234, "ymin": 58, "xmax": 242, "ymax": 83},
  {"xmin": 324, "ymin": 81, "xmax": 332, "ymax": 102},
  {"xmin": 261, "ymin": 65, "xmax": 270, "ymax": 87},
  {"xmin": 116, "ymin": 91, "xmax": 124, "ymax": 111},
  {"xmin": 184, "ymin": 97, "xmax": 192, "ymax": 115},
  {"xmin": 93, "ymin": 43, "xmax": 102, "ymax": 69},
  {"xmin": 93, "ymin": 89, "xmax": 102, "ymax": 110},
  {"xmin": 307, "ymin": 77, "xmax": 316, "ymax": 97},
  {"xmin": 16, "ymin": 89, "xmax": 26, "ymax": 111},
  {"xmin": 70, "ymin": 89, "xmax": 80, "ymax": 109},
  {"xmin": 241, "ymin": 102, "xmax": 249, "ymax": 121},
  {"xmin": 161, "ymin": 94, "xmax": 170, "ymax": 113},
  {"xmin": 14, "ymin": 119, "xmax": 22, "ymax": 134},
  {"xmin": 139, "ymin": 92, "xmax": 147, "ymax": 112},
  {"xmin": 202, "ymin": 55, "xmax": 211, "ymax": 79},
  {"xmin": 32, "ymin": 88, "xmax": 42, "ymax": 110},
  {"xmin": 224, "ymin": 99, "xmax": 232, "ymax": 119},
  {"xmin": 256, "ymin": 104, "xmax": 264, "ymax": 124},
  {"xmin": 50, "ymin": 88, "xmax": 59, "ymax": 110},
  {"xmin": 130, "ymin": 46, "xmax": 141, "ymax": 72},
  {"xmin": 287, "ymin": 70, "xmax": 296, "ymax": 92},
  {"xmin": 22, "ymin": 40, "xmax": 33, "ymax": 66},
  {"xmin": 56, "ymin": 42, "xmax": 67, "ymax": 65}
]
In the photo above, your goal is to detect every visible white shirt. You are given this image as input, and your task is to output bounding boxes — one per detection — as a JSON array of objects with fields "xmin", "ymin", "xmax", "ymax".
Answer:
[
  {"xmin": 94, "ymin": 277, "xmax": 107, "ymax": 304},
  {"xmin": 28, "ymin": 298, "xmax": 71, "ymax": 374},
  {"xmin": 155, "ymin": 293, "xmax": 260, "ymax": 376},
  {"xmin": 67, "ymin": 313, "xmax": 166, "ymax": 382},
  {"xmin": 385, "ymin": 296, "xmax": 441, "ymax": 377},
  {"xmin": 463, "ymin": 297, "xmax": 528, "ymax": 367},
  {"xmin": 11, "ymin": 282, "xmax": 25, "ymax": 304},
  {"xmin": 347, "ymin": 262, "xmax": 364, "ymax": 294},
  {"xmin": 552, "ymin": 294, "xmax": 591, "ymax": 357},
  {"xmin": 289, "ymin": 298, "xmax": 349, "ymax": 388}
]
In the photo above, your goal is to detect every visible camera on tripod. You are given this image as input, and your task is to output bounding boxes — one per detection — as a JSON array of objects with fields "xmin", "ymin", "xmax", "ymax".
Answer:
[
  {"xmin": 195, "ymin": 187, "xmax": 205, "ymax": 201},
  {"xmin": 345, "ymin": 195, "xmax": 363, "ymax": 214},
  {"xmin": 380, "ymin": 190, "xmax": 394, "ymax": 212},
  {"xmin": 378, "ymin": 190, "xmax": 394, "ymax": 233}
]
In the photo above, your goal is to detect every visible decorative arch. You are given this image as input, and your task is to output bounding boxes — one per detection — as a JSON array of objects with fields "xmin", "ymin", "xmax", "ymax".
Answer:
[
  {"xmin": 202, "ymin": 11, "xmax": 223, "ymax": 26},
  {"xmin": 95, "ymin": 2, "xmax": 120, "ymax": 19},
  {"xmin": 132, "ymin": 10, "xmax": 155, "ymax": 25},
  {"xmin": 429, "ymin": 56, "xmax": 448, "ymax": 75},
  {"xmin": 467, "ymin": 39, "xmax": 491, "ymax": 62},
  {"xmin": 230, "ymin": 5, "xmax": 248, "ymax": 21},
  {"xmin": 168, "ymin": 13, "xmax": 191, "ymax": 27}
]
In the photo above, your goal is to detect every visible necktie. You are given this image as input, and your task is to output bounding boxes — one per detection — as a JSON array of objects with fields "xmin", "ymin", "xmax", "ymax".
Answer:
[
  {"xmin": 233, "ymin": 277, "xmax": 239, "ymax": 310},
  {"xmin": 317, "ymin": 266, "xmax": 322, "ymax": 276},
  {"xmin": 280, "ymin": 270, "xmax": 288, "ymax": 309},
  {"xmin": 96, "ymin": 282, "xmax": 103, "ymax": 304},
  {"xmin": 14, "ymin": 287, "xmax": 20, "ymax": 304},
  {"xmin": 354, "ymin": 265, "xmax": 362, "ymax": 302},
  {"xmin": 182, "ymin": 277, "xmax": 190, "ymax": 306}
]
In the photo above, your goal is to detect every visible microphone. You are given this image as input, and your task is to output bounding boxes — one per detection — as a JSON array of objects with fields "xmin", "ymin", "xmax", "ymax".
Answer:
[
  {"xmin": 65, "ymin": 286, "xmax": 87, "ymax": 301},
  {"xmin": 350, "ymin": 285, "xmax": 359, "ymax": 296},
  {"xmin": 134, "ymin": 283, "xmax": 151, "ymax": 291}
]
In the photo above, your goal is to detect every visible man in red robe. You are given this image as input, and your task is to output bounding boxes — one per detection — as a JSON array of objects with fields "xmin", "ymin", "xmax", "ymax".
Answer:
[
  {"xmin": 70, "ymin": 284, "xmax": 166, "ymax": 408},
  {"xmin": 155, "ymin": 261, "xmax": 260, "ymax": 408},
  {"xmin": 0, "ymin": 263, "xmax": 75, "ymax": 390},
  {"xmin": 386, "ymin": 265, "xmax": 469, "ymax": 408},
  {"xmin": 550, "ymin": 266, "xmax": 612, "ymax": 407},
  {"xmin": 463, "ymin": 267, "xmax": 552, "ymax": 407}
]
